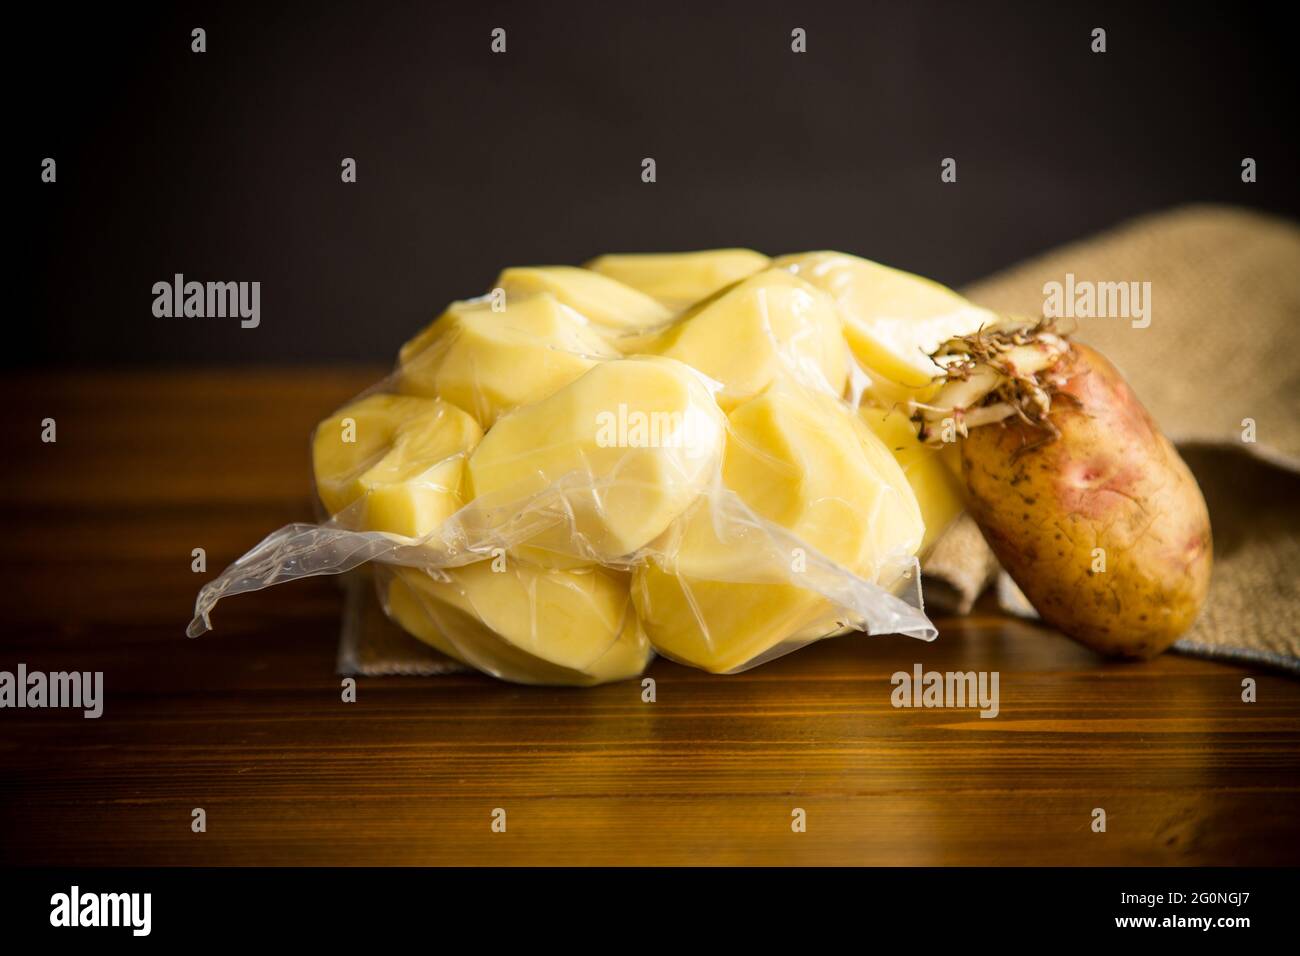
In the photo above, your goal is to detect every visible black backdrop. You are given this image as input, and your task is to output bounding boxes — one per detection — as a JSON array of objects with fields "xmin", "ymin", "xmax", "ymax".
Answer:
[{"xmin": 21, "ymin": 1, "xmax": 1299, "ymax": 367}]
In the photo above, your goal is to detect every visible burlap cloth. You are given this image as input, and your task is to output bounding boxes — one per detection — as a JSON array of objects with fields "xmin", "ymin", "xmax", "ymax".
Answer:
[{"xmin": 340, "ymin": 205, "xmax": 1300, "ymax": 676}]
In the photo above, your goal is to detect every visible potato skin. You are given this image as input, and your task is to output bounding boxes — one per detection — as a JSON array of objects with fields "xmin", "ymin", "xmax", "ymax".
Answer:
[{"xmin": 960, "ymin": 344, "xmax": 1212, "ymax": 657}]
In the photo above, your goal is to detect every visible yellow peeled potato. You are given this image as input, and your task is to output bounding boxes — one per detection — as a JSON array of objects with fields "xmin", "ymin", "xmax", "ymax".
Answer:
[
  {"xmin": 494, "ymin": 266, "xmax": 672, "ymax": 340},
  {"xmin": 584, "ymin": 248, "xmax": 770, "ymax": 309},
  {"xmin": 859, "ymin": 406, "xmax": 965, "ymax": 555},
  {"xmin": 312, "ymin": 393, "xmax": 482, "ymax": 539},
  {"xmin": 397, "ymin": 293, "xmax": 619, "ymax": 427},
  {"xmin": 634, "ymin": 385, "xmax": 924, "ymax": 673},
  {"xmin": 650, "ymin": 269, "xmax": 851, "ymax": 409},
  {"xmin": 774, "ymin": 251, "xmax": 996, "ymax": 403},
  {"xmin": 467, "ymin": 355, "xmax": 726, "ymax": 565},
  {"xmin": 385, "ymin": 560, "xmax": 651, "ymax": 685}
]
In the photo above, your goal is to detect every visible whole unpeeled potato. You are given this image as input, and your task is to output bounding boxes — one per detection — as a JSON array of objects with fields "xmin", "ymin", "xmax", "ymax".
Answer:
[{"xmin": 960, "ymin": 344, "xmax": 1212, "ymax": 657}]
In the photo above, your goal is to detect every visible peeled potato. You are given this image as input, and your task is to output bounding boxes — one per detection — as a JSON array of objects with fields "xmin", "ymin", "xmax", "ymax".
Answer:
[
  {"xmin": 312, "ymin": 394, "xmax": 482, "ymax": 538},
  {"xmin": 859, "ymin": 406, "xmax": 965, "ymax": 555},
  {"xmin": 960, "ymin": 343, "xmax": 1212, "ymax": 657},
  {"xmin": 385, "ymin": 560, "xmax": 650, "ymax": 685},
  {"xmin": 774, "ymin": 251, "xmax": 995, "ymax": 403},
  {"xmin": 467, "ymin": 355, "xmax": 726, "ymax": 565},
  {"xmin": 397, "ymin": 293, "xmax": 618, "ymax": 427},
  {"xmin": 650, "ymin": 269, "xmax": 850, "ymax": 409},
  {"xmin": 584, "ymin": 248, "xmax": 770, "ymax": 309},
  {"xmin": 494, "ymin": 266, "xmax": 672, "ymax": 340},
  {"xmin": 634, "ymin": 385, "xmax": 923, "ymax": 672}
]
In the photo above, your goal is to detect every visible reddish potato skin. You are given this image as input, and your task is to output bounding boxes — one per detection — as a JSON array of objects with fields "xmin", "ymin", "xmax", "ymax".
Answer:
[{"xmin": 960, "ymin": 344, "xmax": 1212, "ymax": 658}]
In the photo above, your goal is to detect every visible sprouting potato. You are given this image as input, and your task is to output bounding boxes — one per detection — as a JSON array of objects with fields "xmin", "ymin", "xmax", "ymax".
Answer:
[{"xmin": 918, "ymin": 327, "xmax": 1212, "ymax": 657}]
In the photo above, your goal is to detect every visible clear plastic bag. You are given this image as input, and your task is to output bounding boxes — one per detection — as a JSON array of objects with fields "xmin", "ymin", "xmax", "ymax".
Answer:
[{"xmin": 189, "ymin": 253, "xmax": 968, "ymax": 684}]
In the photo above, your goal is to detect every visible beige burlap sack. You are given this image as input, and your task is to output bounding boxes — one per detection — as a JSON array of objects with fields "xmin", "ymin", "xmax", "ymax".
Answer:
[
  {"xmin": 343, "ymin": 205, "xmax": 1300, "ymax": 675},
  {"xmin": 923, "ymin": 204, "xmax": 1300, "ymax": 671}
]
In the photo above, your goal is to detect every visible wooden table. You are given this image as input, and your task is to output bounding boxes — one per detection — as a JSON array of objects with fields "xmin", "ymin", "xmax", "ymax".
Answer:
[{"xmin": 2, "ymin": 370, "xmax": 1297, "ymax": 866}]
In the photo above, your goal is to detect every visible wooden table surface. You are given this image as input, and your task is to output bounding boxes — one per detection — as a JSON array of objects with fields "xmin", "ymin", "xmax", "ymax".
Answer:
[{"xmin": 2, "ymin": 369, "xmax": 1297, "ymax": 866}]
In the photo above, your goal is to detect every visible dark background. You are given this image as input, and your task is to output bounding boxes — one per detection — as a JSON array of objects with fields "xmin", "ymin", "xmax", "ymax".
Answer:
[{"xmin": 21, "ymin": 1, "xmax": 1299, "ymax": 367}]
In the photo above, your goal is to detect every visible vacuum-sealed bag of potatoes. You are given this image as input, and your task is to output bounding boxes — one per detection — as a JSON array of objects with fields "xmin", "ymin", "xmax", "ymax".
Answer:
[{"xmin": 190, "ymin": 250, "xmax": 992, "ymax": 684}]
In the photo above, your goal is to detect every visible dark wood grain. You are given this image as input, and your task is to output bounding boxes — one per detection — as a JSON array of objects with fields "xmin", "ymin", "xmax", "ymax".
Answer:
[{"xmin": 1, "ymin": 370, "xmax": 1297, "ymax": 866}]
